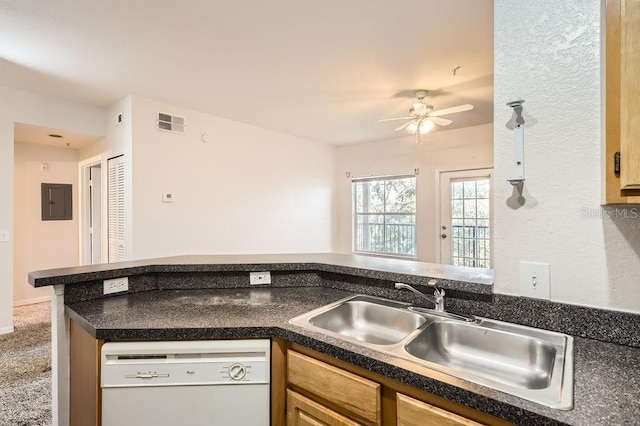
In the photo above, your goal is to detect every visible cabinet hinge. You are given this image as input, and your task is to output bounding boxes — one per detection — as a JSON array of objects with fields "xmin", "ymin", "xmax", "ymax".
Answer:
[{"xmin": 614, "ymin": 152, "xmax": 621, "ymax": 175}]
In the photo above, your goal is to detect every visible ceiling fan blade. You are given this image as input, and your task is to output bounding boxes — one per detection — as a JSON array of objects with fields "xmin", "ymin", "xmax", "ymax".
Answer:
[
  {"xmin": 430, "ymin": 116, "xmax": 452, "ymax": 126},
  {"xmin": 377, "ymin": 116, "xmax": 414, "ymax": 122},
  {"xmin": 429, "ymin": 104, "xmax": 474, "ymax": 117},
  {"xmin": 394, "ymin": 120, "xmax": 413, "ymax": 131}
]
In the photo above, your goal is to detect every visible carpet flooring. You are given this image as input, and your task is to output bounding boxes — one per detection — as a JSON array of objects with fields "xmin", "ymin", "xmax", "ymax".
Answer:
[{"xmin": 0, "ymin": 302, "xmax": 52, "ymax": 426}]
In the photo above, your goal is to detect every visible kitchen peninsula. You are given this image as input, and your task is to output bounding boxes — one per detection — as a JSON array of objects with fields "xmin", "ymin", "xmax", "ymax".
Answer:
[{"xmin": 29, "ymin": 254, "xmax": 640, "ymax": 426}]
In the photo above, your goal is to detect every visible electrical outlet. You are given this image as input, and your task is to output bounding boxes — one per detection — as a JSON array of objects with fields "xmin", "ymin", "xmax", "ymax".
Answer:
[
  {"xmin": 520, "ymin": 261, "xmax": 550, "ymax": 300},
  {"xmin": 250, "ymin": 271, "xmax": 271, "ymax": 285},
  {"xmin": 0, "ymin": 229, "xmax": 9, "ymax": 242},
  {"xmin": 104, "ymin": 277, "xmax": 129, "ymax": 295}
]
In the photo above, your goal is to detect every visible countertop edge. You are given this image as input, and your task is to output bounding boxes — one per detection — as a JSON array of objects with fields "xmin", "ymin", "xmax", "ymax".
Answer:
[{"xmin": 30, "ymin": 254, "xmax": 494, "ymax": 294}]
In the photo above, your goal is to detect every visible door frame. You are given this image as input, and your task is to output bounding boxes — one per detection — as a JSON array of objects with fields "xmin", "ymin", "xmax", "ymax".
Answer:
[
  {"xmin": 78, "ymin": 155, "xmax": 103, "ymax": 265},
  {"xmin": 436, "ymin": 166, "xmax": 493, "ymax": 266}
]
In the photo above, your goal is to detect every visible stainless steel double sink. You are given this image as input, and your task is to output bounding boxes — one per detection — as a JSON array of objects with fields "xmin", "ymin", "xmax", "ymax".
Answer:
[{"xmin": 289, "ymin": 295, "xmax": 574, "ymax": 410}]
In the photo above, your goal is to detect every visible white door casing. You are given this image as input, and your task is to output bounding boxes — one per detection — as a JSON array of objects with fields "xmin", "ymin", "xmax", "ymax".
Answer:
[{"xmin": 438, "ymin": 168, "xmax": 493, "ymax": 268}]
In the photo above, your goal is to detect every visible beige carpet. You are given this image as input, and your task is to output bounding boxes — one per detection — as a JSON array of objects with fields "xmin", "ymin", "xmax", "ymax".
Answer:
[{"xmin": 0, "ymin": 302, "xmax": 52, "ymax": 426}]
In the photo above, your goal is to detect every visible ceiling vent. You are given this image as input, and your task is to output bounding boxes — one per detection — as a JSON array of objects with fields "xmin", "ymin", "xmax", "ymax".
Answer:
[{"xmin": 157, "ymin": 113, "xmax": 185, "ymax": 134}]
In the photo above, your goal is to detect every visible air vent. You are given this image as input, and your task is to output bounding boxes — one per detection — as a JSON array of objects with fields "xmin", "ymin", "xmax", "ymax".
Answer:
[{"xmin": 157, "ymin": 113, "xmax": 185, "ymax": 133}]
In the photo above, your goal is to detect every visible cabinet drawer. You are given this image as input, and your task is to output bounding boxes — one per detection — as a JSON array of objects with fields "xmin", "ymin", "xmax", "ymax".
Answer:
[
  {"xmin": 287, "ymin": 390, "xmax": 361, "ymax": 426},
  {"xmin": 287, "ymin": 350, "xmax": 381, "ymax": 425},
  {"xmin": 397, "ymin": 393, "xmax": 482, "ymax": 426}
]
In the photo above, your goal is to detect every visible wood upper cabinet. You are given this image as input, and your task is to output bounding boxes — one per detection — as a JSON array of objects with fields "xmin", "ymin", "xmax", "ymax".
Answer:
[
  {"xmin": 606, "ymin": 0, "xmax": 640, "ymax": 203},
  {"xmin": 396, "ymin": 393, "xmax": 482, "ymax": 426}
]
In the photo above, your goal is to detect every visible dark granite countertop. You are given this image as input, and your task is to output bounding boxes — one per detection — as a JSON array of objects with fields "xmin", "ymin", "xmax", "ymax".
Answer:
[
  {"xmin": 65, "ymin": 287, "xmax": 640, "ymax": 426},
  {"xmin": 30, "ymin": 253, "xmax": 493, "ymax": 294}
]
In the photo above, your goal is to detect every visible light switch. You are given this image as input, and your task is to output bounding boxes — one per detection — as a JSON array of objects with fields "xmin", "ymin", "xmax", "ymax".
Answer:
[
  {"xmin": 0, "ymin": 229, "xmax": 9, "ymax": 242},
  {"xmin": 520, "ymin": 261, "xmax": 550, "ymax": 300},
  {"xmin": 162, "ymin": 193, "xmax": 173, "ymax": 203}
]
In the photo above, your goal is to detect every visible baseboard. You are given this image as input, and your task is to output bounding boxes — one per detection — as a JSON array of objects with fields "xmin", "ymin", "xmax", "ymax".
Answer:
[
  {"xmin": 13, "ymin": 295, "xmax": 52, "ymax": 307},
  {"xmin": 0, "ymin": 326, "xmax": 15, "ymax": 335}
]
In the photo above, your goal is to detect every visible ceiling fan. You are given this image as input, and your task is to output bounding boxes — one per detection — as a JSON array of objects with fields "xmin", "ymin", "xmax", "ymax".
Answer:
[{"xmin": 378, "ymin": 90, "xmax": 474, "ymax": 141}]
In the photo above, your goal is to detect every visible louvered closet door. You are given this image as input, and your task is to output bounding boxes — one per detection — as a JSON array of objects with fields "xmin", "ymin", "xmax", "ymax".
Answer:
[{"xmin": 107, "ymin": 155, "xmax": 126, "ymax": 262}]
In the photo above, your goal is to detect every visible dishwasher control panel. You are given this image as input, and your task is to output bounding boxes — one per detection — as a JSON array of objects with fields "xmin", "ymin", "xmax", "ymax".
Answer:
[{"xmin": 101, "ymin": 340, "xmax": 270, "ymax": 387}]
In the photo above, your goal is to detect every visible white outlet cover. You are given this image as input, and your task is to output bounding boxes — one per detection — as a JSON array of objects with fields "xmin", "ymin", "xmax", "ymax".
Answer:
[
  {"xmin": 250, "ymin": 271, "xmax": 271, "ymax": 285},
  {"xmin": 104, "ymin": 277, "xmax": 129, "ymax": 295},
  {"xmin": 520, "ymin": 261, "xmax": 550, "ymax": 300},
  {"xmin": 0, "ymin": 229, "xmax": 9, "ymax": 242}
]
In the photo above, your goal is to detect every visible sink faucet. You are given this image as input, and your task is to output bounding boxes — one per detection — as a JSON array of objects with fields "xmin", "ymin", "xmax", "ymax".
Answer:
[{"xmin": 395, "ymin": 282, "xmax": 445, "ymax": 312}]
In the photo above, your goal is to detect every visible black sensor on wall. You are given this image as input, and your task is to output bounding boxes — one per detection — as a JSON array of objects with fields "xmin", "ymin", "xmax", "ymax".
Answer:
[{"xmin": 41, "ymin": 183, "xmax": 72, "ymax": 221}]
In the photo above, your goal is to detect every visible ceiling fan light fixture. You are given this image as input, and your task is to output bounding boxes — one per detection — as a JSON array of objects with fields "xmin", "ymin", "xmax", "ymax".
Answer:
[
  {"xmin": 419, "ymin": 119, "xmax": 435, "ymax": 134},
  {"xmin": 406, "ymin": 120, "xmax": 419, "ymax": 133}
]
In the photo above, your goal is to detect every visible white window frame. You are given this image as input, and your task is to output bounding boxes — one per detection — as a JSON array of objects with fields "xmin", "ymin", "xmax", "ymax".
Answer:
[{"xmin": 352, "ymin": 174, "xmax": 417, "ymax": 259}]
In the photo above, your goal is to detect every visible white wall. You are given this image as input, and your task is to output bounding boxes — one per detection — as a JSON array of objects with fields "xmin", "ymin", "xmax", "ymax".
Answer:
[
  {"xmin": 128, "ymin": 96, "xmax": 337, "ymax": 258},
  {"xmin": 79, "ymin": 96, "xmax": 133, "ymax": 263},
  {"xmin": 13, "ymin": 142, "xmax": 79, "ymax": 305},
  {"xmin": 494, "ymin": 0, "xmax": 640, "ymax": 313},
  {"xmin": 336, "ymin": 124, "xmax": 493, "ymax": 262},
  {"xmin": 0, "ymin": 86, "xmax": 106, "ymax": 333}
]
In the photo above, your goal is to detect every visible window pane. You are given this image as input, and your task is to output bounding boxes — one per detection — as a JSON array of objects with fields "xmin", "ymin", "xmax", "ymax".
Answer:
[
  {"xmin": 477, "ymin": 199, "xmax": 489, "ymax": 219},
  {"xmin": 354, "ymin": 181, "xmax": 385, "ymax": 213},
  {"xmin": 463, "ymin": 181, "xmax": 476, "ymax": 198},
  {"xmin": 476, "ymin": 179, "xmax": 490, "ymax": 198},
  {"xmin": 451, "ymin": 181, "xmax": 464, "ymax": 199},
  {"xmin": 464, "ymin": 199, "xmax": 477, "ymax": 219},
  {"xmin": 452, "ymin": 200, "xmax": 464, "ymax": 219},
  {"xmin": 385, "ymin": 215, "xmax": 416, "ymax": 255},
  {"xmin": 354, "ymin": 182, "xmax": 364, "ymax": 213},
  {"xmin": 355, "ymin": 214, "xmax": 384, "ymax": 252},
  {"xmin": 385, "ymin": 178, "xmax": 416, "ymax": 213}
]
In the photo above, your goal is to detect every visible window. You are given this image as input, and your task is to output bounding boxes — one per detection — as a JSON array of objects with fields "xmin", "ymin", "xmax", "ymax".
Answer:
[{"xmin": 353, "ymin": 175, "xmax": 416, "ymax": 257}]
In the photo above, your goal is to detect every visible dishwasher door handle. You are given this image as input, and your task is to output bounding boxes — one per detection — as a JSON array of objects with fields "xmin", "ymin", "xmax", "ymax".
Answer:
[{"xmin": 125, "ymin": 373, "xmax": 170, "ymax": 379}]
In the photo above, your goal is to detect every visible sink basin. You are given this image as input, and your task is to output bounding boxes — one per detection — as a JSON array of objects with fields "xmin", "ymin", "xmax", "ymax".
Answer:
[
  {"xmin": 404, "ymin": 321, "xmax": 556, "ymax": 389},
  {"xmin": 309, "ymin": 299, "xmax": 426, "ymax": 345},
  {"xmin": 289, "ymin": 294, "xmax": 574, "ymax": 409}
]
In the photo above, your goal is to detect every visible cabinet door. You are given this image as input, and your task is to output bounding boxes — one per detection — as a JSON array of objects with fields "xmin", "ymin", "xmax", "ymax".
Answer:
[
  {"xmin": 397, "ymin": 393, "xmax": 482, "ymax": 426},
  {"xmin": 287, "ymin": 350, "xmax": 380, "ymax": 425},
  {"xmin": 605, "ymin": 0, "xmax": 640, "ymax": 202},
  {"xmin": 620, "ymin": 0, "xmax": 640, "ymax": 190},
  {"xmin": 287, "ymin": 390, "xmax": 361, "ymax": 426}
]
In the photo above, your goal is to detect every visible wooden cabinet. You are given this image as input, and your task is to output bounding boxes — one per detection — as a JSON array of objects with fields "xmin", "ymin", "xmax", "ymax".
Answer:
[
  {"xmin": 69, "ymin": 319, "xmax": 103, "ymax": 426},
  {"xmin": 397, "ymin": 393, "xmax": 482, "ymax": 426},
  {"xmin": 287, "ymin": 390, "xmax": 361, "ymax": 426},
  {"xmin": 287, "ymin": 350, "xmax": 381, "ymax": 425},
  {"xmin": 284, "ymin": 345, "xmax": 513, "ymax": 426},
  {"xmin": 605, "ymin": 0, "xmax": 640, "ymax": 203}
]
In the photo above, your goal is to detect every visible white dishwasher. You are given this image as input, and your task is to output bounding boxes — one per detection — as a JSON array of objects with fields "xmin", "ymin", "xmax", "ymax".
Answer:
[{"xmin": 101, "ymin": 339, "xmax": 270, "ymax": 426}]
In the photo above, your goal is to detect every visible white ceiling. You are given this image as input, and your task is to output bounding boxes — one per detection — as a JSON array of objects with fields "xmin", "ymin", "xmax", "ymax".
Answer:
[
  {"xmin": 0, "ymin": 0, "xmax": 493, "ymax": 146},
  {"xmin": 14, "ymin": 122, "xmax": 101, "ymax": 150}
]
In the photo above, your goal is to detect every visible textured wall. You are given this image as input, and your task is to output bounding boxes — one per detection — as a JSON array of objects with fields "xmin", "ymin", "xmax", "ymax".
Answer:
[{"xmin": 494, "ymin": 1, "xmax": 640, "ymax": 312}]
